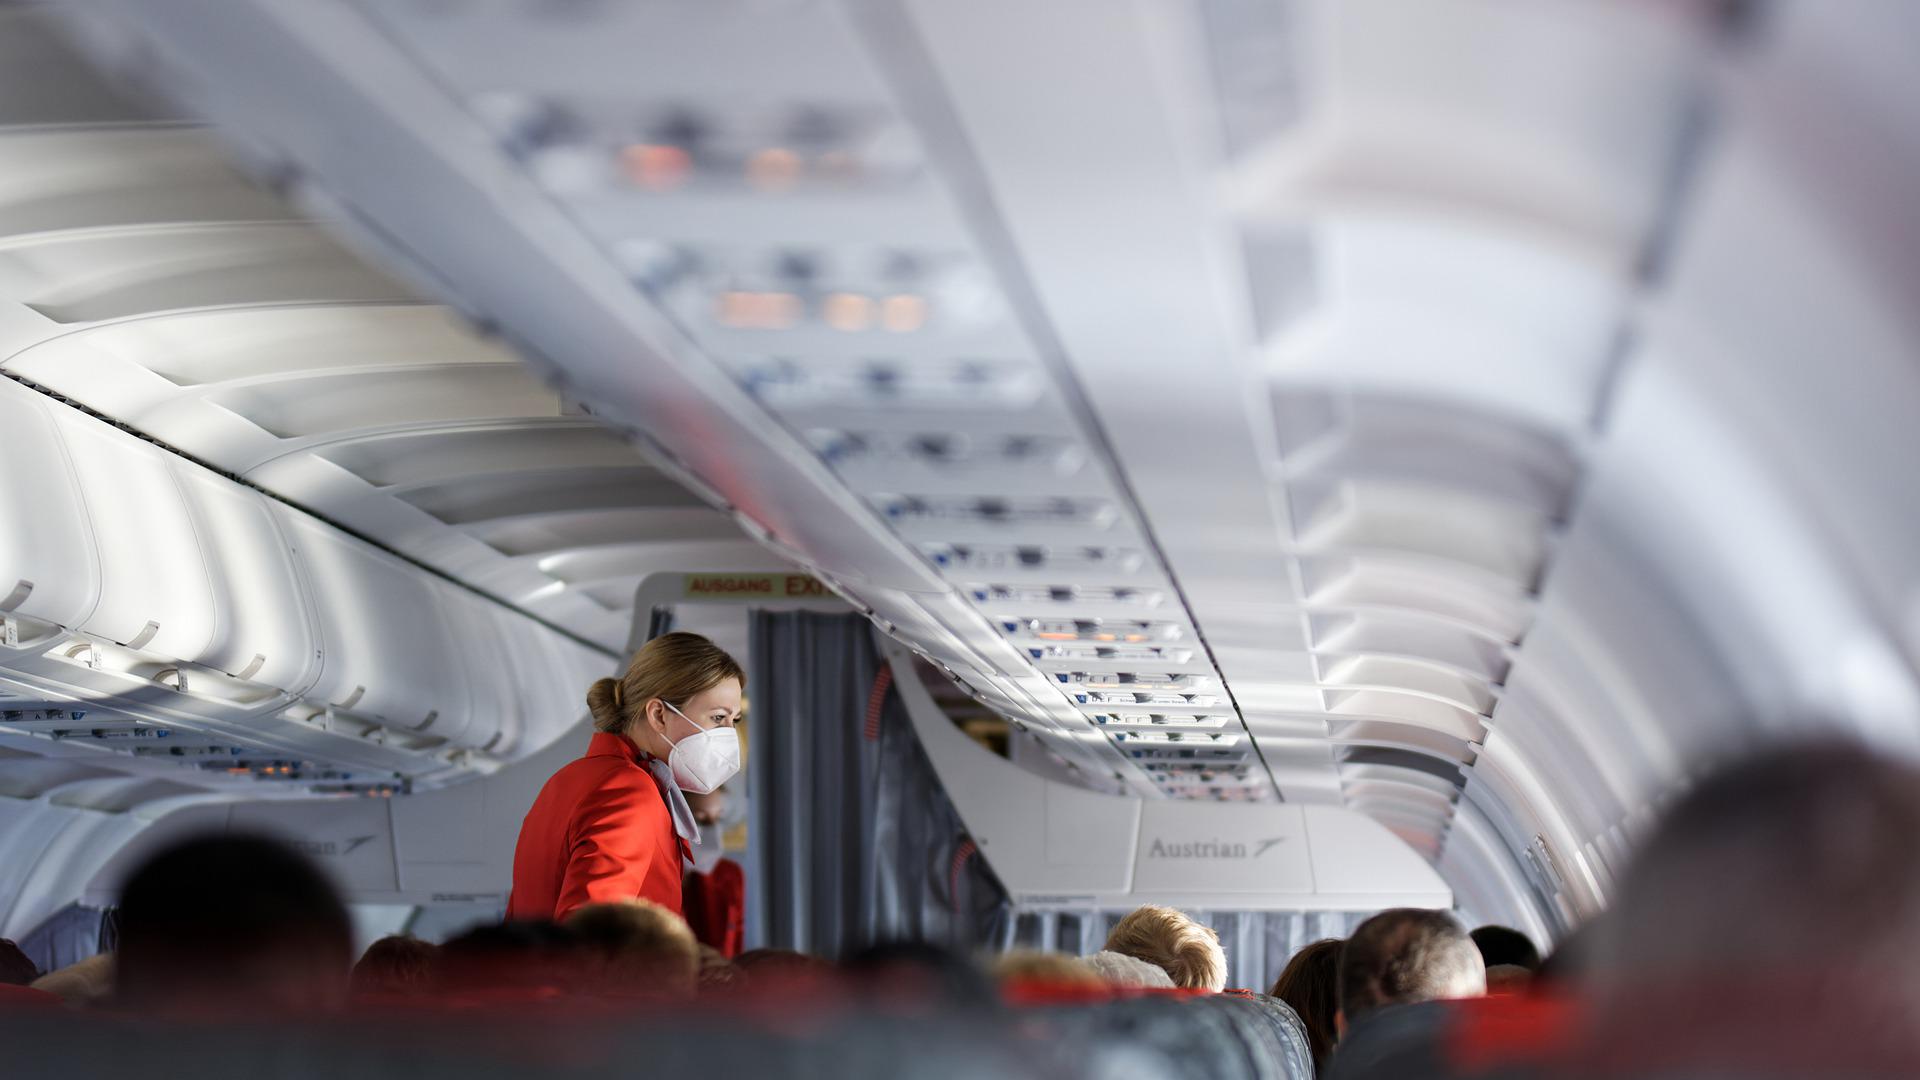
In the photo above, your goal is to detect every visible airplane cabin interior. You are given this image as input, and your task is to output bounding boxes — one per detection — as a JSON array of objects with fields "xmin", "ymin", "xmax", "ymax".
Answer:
[{"xmin": 2, "ymin": 1, "xmax": 1918, "ymax": 1076}]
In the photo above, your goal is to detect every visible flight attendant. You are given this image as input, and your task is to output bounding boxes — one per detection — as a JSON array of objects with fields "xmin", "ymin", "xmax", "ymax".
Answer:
[{"xmin": 508, "ymin": 632, "xmax": 745, "ymax": 922}]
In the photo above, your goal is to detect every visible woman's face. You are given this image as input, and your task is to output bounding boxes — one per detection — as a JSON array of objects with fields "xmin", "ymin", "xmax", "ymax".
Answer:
[
  {"xmin": 645, "ymin": 677, "xmax": 744, "ymax": 750},
  {"xmin": 676, "ymin": 677, "xmax": 743, "ymax": 731}
]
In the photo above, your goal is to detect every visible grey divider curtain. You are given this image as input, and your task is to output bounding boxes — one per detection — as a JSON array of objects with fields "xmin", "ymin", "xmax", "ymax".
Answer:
[
  {"xmin": 1010, "ymin": 908, "xmax": 1364, "ymax": 992},
  {"xmin": 744, "ymin": 611, "xmax": 1009, "ymax": 957},
  {"xmin": 15, "ymin": 902, "xmax": 113, "ymax": 974}
]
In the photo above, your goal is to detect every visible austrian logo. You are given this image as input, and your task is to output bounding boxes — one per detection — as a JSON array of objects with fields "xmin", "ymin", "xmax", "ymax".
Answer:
[{"xmin": 1147, "ymin": 836, "xmax": 1287, "ymax": 859}]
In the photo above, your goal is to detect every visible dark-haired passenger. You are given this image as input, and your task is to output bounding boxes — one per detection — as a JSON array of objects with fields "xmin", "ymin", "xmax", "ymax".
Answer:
[
  {"xmin": 114, "ymin": 834, "xmax": 352, "ymax": 1014},
  {"xmin": 564, "ymin": 899, "xmax": 699, "ymax": 998},
  {"xmin": 1584, "ymin": 739, "xmax": 1920, "ymax": 1040},
  {"xmin": 351, "ymin": 934, "xmax": 439, "ymax": 999},
  {"xmin": 1271, "ymin": 938, "xmax": 1342, "ymax": 1070},
  {"xmin": 1336, "ymin": 908, "xmax": 1484, "ymax": 1037}
]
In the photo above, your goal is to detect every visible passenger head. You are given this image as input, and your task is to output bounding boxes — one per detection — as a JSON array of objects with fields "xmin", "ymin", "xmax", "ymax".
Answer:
[
  {"xmin": 841, "ymin": 941, "xmax": 999, "ymax": 1012},
  {"xmin": 695, "ymin": 944, "xmax": 740, "ymax": 994},
  {"xmin": 564, "ymin": 900, "xmax": 699, "ymax": 998},
  {"xmin": 115, "ymin": 834, "xmax": 352, "ymax": 1013},
  {"xmin": 733, "ymin": 947, "xmax": 832, "ymax": 993},
  {"xmin": 587, "ymin": 633, "xmax": 744, "ymax": 767},
  {"xmin": 1270, "ymin": 938, "xmax": 1342, "ymax": 1069},
  {"xmin": 1469, "ymin": 925, "xmax": 1540, "ymax": 972},
  {"xmin": 351, "ymin": 935, "xmax": 440, "ymax": 998},
  {"xmin": 1532, "ymin": 917, "xmax": 1596, "ymax": 988},
  {"xmin": 438, "ymin": 920, "xmax": 577, "ymax": 995},
  {"xmin": 1587, "ymin": 739, "xmax": 1920, "ymax": 1007},
  {"xmin": 992, "ymin": 950, "xmax": 1105, "ymax": 989},
  {"xmin": 1084, "ymin": 949, "xmax": 1175, "ymax": 989},
  {"xmin": 0, "ymin": 938, "xmax": 37, "ymax": 986},
  {"xmin": 1103, "ymin": 905, "xmax": 1227, "ymax": 992},
  {"xmin": 1337, "ymin": 909, "xmax": 1485, "ymax": 1032}
]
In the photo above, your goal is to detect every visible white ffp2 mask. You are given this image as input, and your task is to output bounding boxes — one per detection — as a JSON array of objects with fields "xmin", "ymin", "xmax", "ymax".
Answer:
[{"xmin": 661, "ymin": 700, "xmax": 741, "ymax": 795}]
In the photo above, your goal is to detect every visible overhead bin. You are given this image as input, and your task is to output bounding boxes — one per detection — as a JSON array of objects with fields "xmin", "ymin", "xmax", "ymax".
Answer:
[
  {"xmin": 0, "ymin": 386, "xmax": 97, "ymax": 630},
  {"xmin": 168, "ymin": 464, "xmax": 318, "ymax": 692},
  {"xmin": 273, "ymin": 505, "xmax": 468, "ymax": 733},
  {"xmin": 0, "ymin": 372, "xmax": 610, "ymax": 794},
  {"xmin": 53, "ymin": 408, "xmax": 218, "ymax": 663}
]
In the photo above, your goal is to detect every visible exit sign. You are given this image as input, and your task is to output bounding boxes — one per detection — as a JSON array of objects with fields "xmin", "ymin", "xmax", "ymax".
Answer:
[{"xmin": 681, "ymin": 573, "xmax": 831, "ymax": 601}]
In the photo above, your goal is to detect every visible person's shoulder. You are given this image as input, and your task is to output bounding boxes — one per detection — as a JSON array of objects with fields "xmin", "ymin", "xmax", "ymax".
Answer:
[{"xmin": 575, "ymin": 760, "xmax": 667, "ymax": 815}]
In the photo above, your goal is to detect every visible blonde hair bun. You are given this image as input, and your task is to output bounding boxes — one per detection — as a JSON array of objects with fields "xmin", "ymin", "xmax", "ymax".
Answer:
[{"xmin": 588, "ymin": 632, "xmax": 745, "ymax": 735}]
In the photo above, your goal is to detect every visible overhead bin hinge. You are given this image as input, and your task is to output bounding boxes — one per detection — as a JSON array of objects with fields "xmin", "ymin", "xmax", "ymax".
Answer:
[
  {"xmin": 126, "ymin": 621, "xmax": 161, "ymax": 650},
  {"xmin": 152, "ymin": 668, "xmax": 187, "ymax": 693},
  {"xmin": 335, "ymin": 685, "xmax": 366, "ymax": 710},
  {"xmin": 235, "ymin": 654, "xmax": 266, "ymax": 681}
]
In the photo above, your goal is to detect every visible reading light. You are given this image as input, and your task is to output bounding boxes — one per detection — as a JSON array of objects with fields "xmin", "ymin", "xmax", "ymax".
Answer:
[
  {"xmin": 746, "ymin": 147, "xmax": 803, "ymax": 190},
  {"xmin": 618, "ymin": 143, "xmax": 691, "ymax": 191},
  {"xmin": 880, "ymin": 293, "xmax": 928, "ymax": 332},
  {"xmin": 823, "ymin": 292, "xmax": 876, "ymax": 331},
  {"xmin": 716, "ymin": 290, "xmax": 802, "ymax": 329}
]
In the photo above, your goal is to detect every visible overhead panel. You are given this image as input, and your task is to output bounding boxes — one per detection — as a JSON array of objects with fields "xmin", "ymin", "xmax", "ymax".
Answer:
[{"xmin": 305, "ymin": 0, "xmax": 1276, "ymax": 798}]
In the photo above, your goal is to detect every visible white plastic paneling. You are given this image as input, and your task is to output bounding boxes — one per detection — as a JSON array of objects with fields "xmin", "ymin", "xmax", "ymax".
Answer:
[
  {"xmin": 55, "ymin": 411, "xmax": 216, "ymax": 660},
  {"xmin": 275, "ymin": 506, "xmax": 466, "ymax": 730},
  {"xmin": 0, "ymin": 382, "xmax": 97, "ymax": 627},
  {"xmin": 435, "ymin": 584, "xmax": 611, "ymax": 757},
  {"xmin": 168, "ymin": 465, "xmax": 318, "ymax": 690}
]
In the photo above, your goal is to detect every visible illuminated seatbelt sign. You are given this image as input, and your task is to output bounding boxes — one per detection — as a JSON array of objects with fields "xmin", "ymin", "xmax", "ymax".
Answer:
[{"xmin": 681, "ymin": 573, "xmax": 830, "ymax": 601}]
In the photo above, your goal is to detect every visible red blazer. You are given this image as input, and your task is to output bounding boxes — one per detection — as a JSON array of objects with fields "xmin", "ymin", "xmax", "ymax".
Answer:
[
  {"xmin": 682, "ymin": 858, "xmax": 746, "ymax": 957},
  {"xmin": 508, "ymin": 732, "xmax": 686, "ymax": 922}
]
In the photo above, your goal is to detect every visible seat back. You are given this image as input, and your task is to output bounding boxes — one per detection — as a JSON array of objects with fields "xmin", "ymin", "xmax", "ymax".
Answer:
[
  {"xmin": 1207, "ymin": 993, "xmax": 1316, "ymax": 1080},
  {"xmin": 1034, "ymin": 995, "xmax": 1265, "ymax": 1080},
  {"xmin": 1323, "ymin": 1000, "xmax": 1454, "ymax": 1080}
]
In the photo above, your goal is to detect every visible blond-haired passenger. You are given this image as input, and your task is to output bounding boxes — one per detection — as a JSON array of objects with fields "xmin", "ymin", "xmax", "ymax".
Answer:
[{"xmin": 1102, "ymin": 905, "xmax": 1228, "ymax": 991}]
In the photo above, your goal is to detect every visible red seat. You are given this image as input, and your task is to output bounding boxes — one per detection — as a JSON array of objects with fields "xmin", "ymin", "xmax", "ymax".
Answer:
[{"xmin": 0, "ymin": 984, "xmax": 64, "ymax": 1010}]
